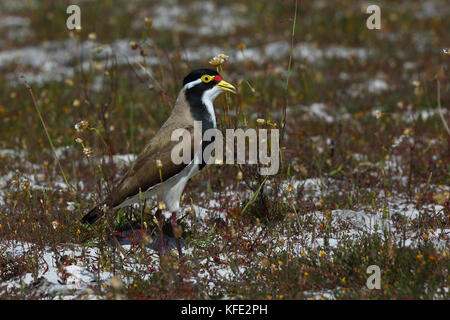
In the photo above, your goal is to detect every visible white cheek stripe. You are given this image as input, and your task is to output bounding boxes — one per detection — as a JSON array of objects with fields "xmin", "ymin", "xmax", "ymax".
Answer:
[{"xmin": 183, "ymin": 78, "xmax": 202, "ymax": 90}]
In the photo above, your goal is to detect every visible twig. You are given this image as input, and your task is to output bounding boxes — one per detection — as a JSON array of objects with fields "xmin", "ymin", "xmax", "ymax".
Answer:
[
  {"xmin": 436, "ymin": 79, "xmax": 450, "ymax": 137},
  {"xmin": 281, "ymin": 0, "xmax": 298, "ymax": 144},
  {"xmin": 23, "ymin": 80, "xmax": 74, "ymax": 192}
]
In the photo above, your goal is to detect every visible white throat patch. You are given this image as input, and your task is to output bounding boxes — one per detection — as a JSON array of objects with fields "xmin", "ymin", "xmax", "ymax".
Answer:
[{"xmin": 201, "ymin": 86, "xmax": 222, "ymax": 128}]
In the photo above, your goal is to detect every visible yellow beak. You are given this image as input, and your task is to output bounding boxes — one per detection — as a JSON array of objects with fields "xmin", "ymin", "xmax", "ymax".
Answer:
[{"xmin": 216, "ymin": 80, "xmax": 236, "ymax": 94}]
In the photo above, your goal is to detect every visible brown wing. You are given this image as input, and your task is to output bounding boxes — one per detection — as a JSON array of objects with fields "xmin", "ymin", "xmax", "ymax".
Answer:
[{"xmin": 109, "ymin": 124, "xmax": 195, "ymax": 207}]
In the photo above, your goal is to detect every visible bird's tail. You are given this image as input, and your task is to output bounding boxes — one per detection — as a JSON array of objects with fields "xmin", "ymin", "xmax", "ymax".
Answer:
[{"xmin": 81, "ymin": 203, "xmax": 106, "ymax": 225}]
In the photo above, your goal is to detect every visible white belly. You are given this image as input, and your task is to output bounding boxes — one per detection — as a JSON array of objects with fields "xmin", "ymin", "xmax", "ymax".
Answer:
[{"xmin": 114, "ymin": 151, "xmax": 202, "ymax": 214}]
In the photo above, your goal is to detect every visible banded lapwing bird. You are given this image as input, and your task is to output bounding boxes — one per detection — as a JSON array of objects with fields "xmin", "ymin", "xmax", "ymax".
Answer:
[{"xmin": 81, "ymin": 69, "xmax": 236, "ymax": 256}]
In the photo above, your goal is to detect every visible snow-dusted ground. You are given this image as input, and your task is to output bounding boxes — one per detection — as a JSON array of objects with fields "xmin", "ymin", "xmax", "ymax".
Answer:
[
  {"xmin": 0, "ymin": 93, "xmax": 448, "ymax": 298},
  {"xmin": 0, "ymin": 0, "xmax": 374, "ymax": 87},
  {"xmin": 1, "ymin": 0, "xmax": 448, "ymax": 300},
  {"xmin": 1, "ymin": 196, "xmax": 447, "ymax": 299},
  {"xmin": 1, "ymin": 156, "xmax": 447, "ymax": 299},
  {"xmin": 0, "ymin": 37, "xmax": 374, "ymax": 87}
]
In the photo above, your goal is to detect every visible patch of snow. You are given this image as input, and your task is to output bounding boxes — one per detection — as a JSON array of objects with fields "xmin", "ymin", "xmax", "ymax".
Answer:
[
  {"xmin": 264, "ymin": 41, "xmax": 290, "ymax": 59},
  {"xmin": 301, "ymin": 103, "xmax": 335, "ymax": 123},
  {"xmin": 0, "ymin": 149, "xmax": 27, "ymax": 159},
  {"xmin": 294, "ymin": 43, "xmax": 370, "ymax": 63},
  {"xmin": 366, "ymin": 79, "xmax": 389, "ymax": 93},
  {"xmin": 0, "ymin": 38, "xmax": 156, "ymax": 86},
  {"xmin": 0, "ymin": 16, "xmax": 30, "ymax": 28},
  {"xmin": 136, "ymin": 1, "xmax": 248, "ymax": 36},
  {"xmin": 1, "ymin": 240, "xmax": 159, "ymax": 299},
  {"xmin": 348, "ymin": 78, "xmax": 390, "ymax": 97},
  {"xmin": 400, "ymin": 108, "xmax": 448, "ymax": 123}
]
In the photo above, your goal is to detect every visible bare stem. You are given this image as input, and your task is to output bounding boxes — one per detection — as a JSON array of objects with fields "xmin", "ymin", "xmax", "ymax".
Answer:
[
  {"xmin": 24, "ymin": 80, "xmax": 74, "ymax": 192},
  {"xmin": 436, "ymin": 79, "xmax": 450, "ymax": 137},
  {"xmin": 281, "ymin": 0, "xmax": 298, "ymax": 144}
]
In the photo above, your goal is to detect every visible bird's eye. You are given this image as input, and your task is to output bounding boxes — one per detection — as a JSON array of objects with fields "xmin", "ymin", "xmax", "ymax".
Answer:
[{"xmin": 201, "ymin": 75, "xmax": 213, "ymax": 83}]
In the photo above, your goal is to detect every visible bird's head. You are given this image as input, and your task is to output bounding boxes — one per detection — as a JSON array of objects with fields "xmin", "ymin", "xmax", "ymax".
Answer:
[{"xmin": 182, "ymin": 68, "xmax": 236, "ymax": 103}]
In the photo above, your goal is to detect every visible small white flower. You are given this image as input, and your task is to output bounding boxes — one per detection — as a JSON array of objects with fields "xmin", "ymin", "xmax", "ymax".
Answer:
[{"xmin": 66, "ymin": 202, "xmax": 76, "ymax": 211}]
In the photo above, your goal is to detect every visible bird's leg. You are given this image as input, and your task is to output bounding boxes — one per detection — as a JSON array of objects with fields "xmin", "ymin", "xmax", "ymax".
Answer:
[
  {"xmin": 171, "ymin": 212, "xmax": 183, "ymax": 259},
  {"xmin": 155, "ymin": 210, "xmax": 166, "ymax": 256}
]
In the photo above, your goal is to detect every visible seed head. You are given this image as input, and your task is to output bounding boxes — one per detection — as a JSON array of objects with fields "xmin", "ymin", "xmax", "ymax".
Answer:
[
  {"xmin": 110, "ymin": 276, "xmax": 122, "ymax": 290},
  {"xmin": 237, "ymin": 43, "xmax": 246, "ymax": 51},
  {"xmin": 256, "ymin": 118, "xmax": 266, "ymax": 126},
  {"xmin": 403, "ymin": 128, "xmax": 413, "ymax": 135},
  {"xmin": 208, "ymin": 53, "xmax": 228, "ymax": 66},
  {"xmin": 315, "ymin": 198, "xmax": 324, "ymax": 208},
  {"xmin": 158, "ymin": 201, "xmax": 166, "ymax": 211},
  {"xmin": 144, "ymin": 17, "xmax": 152, "ymax": 28},
  {"xmin": 83, "ymin": 147, "xmax": 93, "ymax": 157},
  {"xmin": 130, "ymin": 41, "xmax": 138, "ymax": 50},
  {"xmin": 74, "ymin": 120, "xmax": 89, "ymax": 132},
  {"xmin": 375, "ymin": 110, "xmax": 383, "ymax": 119}
]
